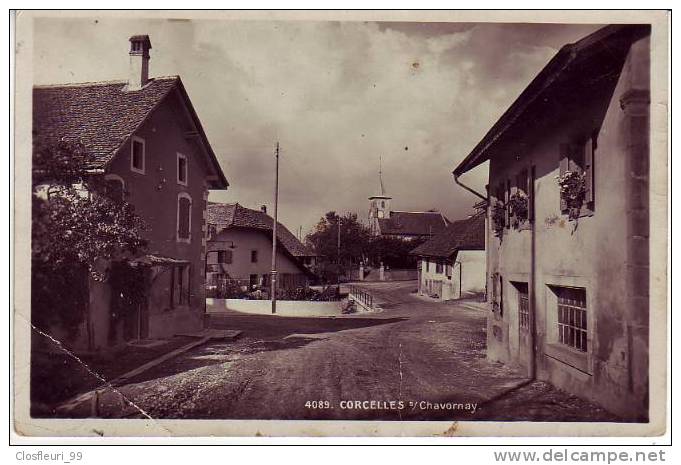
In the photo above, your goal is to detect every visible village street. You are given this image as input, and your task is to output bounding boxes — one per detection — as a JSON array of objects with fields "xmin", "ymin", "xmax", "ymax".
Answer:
[{"xmin": 84, "ymin": 281, "xmax": 619, "ymax": 422}]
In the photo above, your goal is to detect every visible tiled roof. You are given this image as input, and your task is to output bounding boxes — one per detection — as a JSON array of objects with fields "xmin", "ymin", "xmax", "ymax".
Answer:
[
  {"xmin": 207, "ymin": 202, "xmax": 315, "ymax": 258},
  {"xmin": 33, "ymin": 76, "xmax": 228, "ymax": 188},
  {"xmin": 410, "ymin": 212, "xmax": 485, "ymax": 258},
  {"xmin": 33, "ymin": 77, "xmax": 178, "ymax": 168},
  {"xmin": 377, "ymin": 210, "xmax": 449, "ymax": 237}
]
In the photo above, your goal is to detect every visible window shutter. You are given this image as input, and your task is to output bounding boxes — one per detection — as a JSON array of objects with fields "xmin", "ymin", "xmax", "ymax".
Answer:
[
  {"xmin": 499, "ymin": 275, "xmax": 504, "ymax": 316},
  {"xmin": 585, "ymin": 137, "xmax": 594, "ymax": 204},
  {"xmin": 559, "ymin": 144, "xmax": 570, "ymax": 212},
  {"xmin": 528, "ymin": 166, "xmax": 535, "ymax": 222},
  {"xmin": 559, "ymin": 143, "xmax": 570, "ymax": 175},
  {"xmin": 505, "ymin": 180, "xmax": 510, "ymax": 228},
  {"xmin": 178, "ymin": 197, "xmax": 190, "ymax": 238}
]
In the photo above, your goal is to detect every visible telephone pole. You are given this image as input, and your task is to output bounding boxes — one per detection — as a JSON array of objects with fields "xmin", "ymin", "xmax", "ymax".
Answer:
[
  {"xmin": 271, "ymin": 142, "xmax": 280, "ymax": 314},
  {"xmin": 337, "ymin": 214, "xmax": 341, "ymax": 293}
]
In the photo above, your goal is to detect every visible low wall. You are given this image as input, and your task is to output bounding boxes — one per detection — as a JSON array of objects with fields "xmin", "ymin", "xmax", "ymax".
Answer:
[
  {"xmin": 360, "ymin": 268, "xmax": 418, "ymax": 282},
  {"xmin": 206, "ymin": 298, "xmax": 342, "ymax": 317}
]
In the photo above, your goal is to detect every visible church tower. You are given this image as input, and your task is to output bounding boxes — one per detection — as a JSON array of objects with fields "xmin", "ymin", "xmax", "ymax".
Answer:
[{"xmin": 368, "ymin": 156, "xmax": 392, "ymax": 236}]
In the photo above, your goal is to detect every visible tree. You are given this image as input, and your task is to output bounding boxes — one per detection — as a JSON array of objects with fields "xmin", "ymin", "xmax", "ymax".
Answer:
[
  {"xmin": 368, "ymin": 236, "xmax": 425, "ymax": 269},
  {"xmin": 31, "ymin": 139, "xmax": 147, "ymax": 336},
  {"xmin": 305, "ymin": 211, "xmax": 372, "ymax": 282}
]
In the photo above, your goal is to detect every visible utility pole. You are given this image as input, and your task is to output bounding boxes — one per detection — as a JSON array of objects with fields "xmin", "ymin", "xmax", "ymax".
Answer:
[
  {"xmin": 337, "ymin": 214, "xmax": 341, "ymax": 294},
  {"xmin": 271, "ymin": 142, "xmax": 280, "ymax": 314}
]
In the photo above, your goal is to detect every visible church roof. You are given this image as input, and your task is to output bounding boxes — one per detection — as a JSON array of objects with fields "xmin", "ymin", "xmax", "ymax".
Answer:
[{"xmin": 377, "ymin": 210, "xmax": 449, "ymax": 237}]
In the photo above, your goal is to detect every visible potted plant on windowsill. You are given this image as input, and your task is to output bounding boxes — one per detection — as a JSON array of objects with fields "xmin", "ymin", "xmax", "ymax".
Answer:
[
  {"xmin": 557, "ymin": 171, "xmax": 586, "ymax": 221},
  {"xmin": 491, "ymin": 200, "xmax": 506, "ymax": 238},
  {"xmin": 508, "ymin": 191, "xmax": 529, "ymax": 228}
]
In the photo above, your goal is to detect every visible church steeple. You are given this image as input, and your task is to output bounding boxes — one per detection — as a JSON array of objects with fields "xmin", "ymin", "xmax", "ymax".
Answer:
[
  {"xmin": 378, "ymin": 155, "xmax": 387, "ymax": 196},
  {"xmin": 368, "ymin": 156, "xmax": 392, "ymax": 235}
]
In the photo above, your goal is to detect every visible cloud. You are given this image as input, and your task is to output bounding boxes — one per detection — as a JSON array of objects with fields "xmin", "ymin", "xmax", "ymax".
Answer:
[{"xmin": 33, "ymin": 18, "xmax": 601, "ymax": 235}]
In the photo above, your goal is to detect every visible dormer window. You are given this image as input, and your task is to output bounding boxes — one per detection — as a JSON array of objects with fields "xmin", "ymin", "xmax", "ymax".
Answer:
[
  {"xmin": 131, "ymin": 136, "xmax": 145, "ymax": 174},
  {"xmin": 177, "ymin": 152, "xmax": 188, "ymax": 186}
]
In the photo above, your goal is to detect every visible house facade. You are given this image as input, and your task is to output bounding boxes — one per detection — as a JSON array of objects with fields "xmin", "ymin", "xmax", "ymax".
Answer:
[
  {"xmin": 206, "ymin": 203, "xmax": 316, "ymax": 294},
  {"xmin": 33, "ymin": 35, "xmax": 228, "ymax": 349},
  {"xmin": 452, "ymin": 25, "xmax": 650, "ymax": 420},
  {"xmin": 411, "ymin": 212, "xmax": 486, "ymax": 301}
]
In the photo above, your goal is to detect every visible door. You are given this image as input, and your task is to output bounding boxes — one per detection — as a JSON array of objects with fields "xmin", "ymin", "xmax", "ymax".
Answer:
[
  {"xmin": 109, "ymin": 262, "xmax": 151, "ymax": 344},
  {"xmin": 515, "ymin": 282, "xmax": 533, "ymax": 374}
]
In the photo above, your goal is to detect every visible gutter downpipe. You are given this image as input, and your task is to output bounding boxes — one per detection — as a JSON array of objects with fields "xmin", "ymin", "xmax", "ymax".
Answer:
[
  {"xmin": 452, "ymin": 173, "xmax": 487, "ymax": 203},
  {"xmin": 529, "ymin": 166, "xmax": 537, "ymax": 380}
]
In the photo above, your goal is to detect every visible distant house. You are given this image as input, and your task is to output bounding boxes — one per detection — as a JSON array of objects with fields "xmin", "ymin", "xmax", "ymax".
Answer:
[
  {"xmin": 452, "ymin": 25, "xmax": 650, "ymax": 420},
  {"xmin": 33, "ymin": 35, "xmax": 228, "ymax": 349},
  {"xmin": 206, "ymin": 203, "xmax": 317, "ymax": 293},
  {"xmin": 411, "ymin": 212, "xmax": 486, "ymax": 301}
]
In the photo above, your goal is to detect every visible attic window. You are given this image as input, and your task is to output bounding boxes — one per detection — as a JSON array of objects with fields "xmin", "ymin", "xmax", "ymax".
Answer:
[{"xmin": 131, "ymin": 136, "xmax": 145, "ymax": 174}]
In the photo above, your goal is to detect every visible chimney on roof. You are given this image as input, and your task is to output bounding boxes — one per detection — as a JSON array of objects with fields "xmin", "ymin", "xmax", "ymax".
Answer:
[
  {"xmin": 128, "ymin": 35, "xmax": 152, "ymax": 91},
  {"xmin": 261, "ymin": 205, "xmax": 267, "ymax": 214}
]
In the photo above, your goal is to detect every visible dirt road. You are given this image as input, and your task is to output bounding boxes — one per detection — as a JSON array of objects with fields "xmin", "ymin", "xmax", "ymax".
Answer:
[{"xmin": 93, "ymin": 281, "xmax": 619, "ymax": 421}]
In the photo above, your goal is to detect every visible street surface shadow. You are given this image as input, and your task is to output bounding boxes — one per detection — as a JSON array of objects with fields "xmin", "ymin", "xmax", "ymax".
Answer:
[
  {"xmin": 122, "ymin": 317, "xmax": 406, "ymax": 386},
  {"xmin": 207, "ymin": 314, "xmax": 407, "ymax": 339},
  {"xmin": 121, "ymin": 337, "xmax": 313, "ymax": 385}
]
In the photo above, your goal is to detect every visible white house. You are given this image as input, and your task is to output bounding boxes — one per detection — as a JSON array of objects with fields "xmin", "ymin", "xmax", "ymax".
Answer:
[{"xmin": 411, "ymin": 212, "xmax": 486, "ymax": 301}]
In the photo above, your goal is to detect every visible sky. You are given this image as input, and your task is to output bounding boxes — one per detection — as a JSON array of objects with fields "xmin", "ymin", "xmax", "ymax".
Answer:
[{"xmin": 33, "ymin": 17, "xmax": 601, "ymax": 237}]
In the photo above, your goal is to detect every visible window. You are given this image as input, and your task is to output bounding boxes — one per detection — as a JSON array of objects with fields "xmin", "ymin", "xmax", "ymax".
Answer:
[
  {"xmin": 170, "ymin": 265, "xmax": 191, "ymax": 307},
  {"xmin": 559, "ymin": 136, "xmax": 596, "ymax": 212},
  {"xmin": 177, "ymin": 193, "xmax": 192, "ymax": 242},
  {"xmin": 177, "ymin": 153, "xmax": 188, "ymax": 186},
  {"xmin": 249, "ymin": 274, "xmax": 258, "ymax": 288},
  {"xmin": 515, "ymin": 282, "xmax": 530, "ymax": 331},
  {"xmin": 511, "ymin": 169, "xmax": 532, "ymax": 227},
  {"xmin": 425, "ymin": 259, "xmax": 430, "ymax": 272},
  {"xmin": 435, "ymin": 262, "xmax": 444, "ymax": 274},
  {"xmin": 217, "ymin": 250, "xmax": 232, "ymax": 264},
  {"xmin": 131, "ymin": 136, "xmax": 145, "ymax": 174},
  {"xmin": 103, "ymin": 174, "xmax": 125, "ymax": 202},
  {"xmin": 556, "ymin": 287, "xmax": 587, "ymax": 352},
  {"xmin": 251, "ymin": 250, "xmax": 258, "ymax": 263},
  {"xmin": 207, "ymin": 225, "xmax": 217, "ymax": 240}
]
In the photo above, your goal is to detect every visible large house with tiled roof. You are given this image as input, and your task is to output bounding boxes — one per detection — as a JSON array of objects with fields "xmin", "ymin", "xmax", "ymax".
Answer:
[
  {"xmin": 452, "ymin": 25, "xmax": 651, "ymax": 419},
  {"xmin": 206, "ymin": 202, "xmax": 317, "ymax": 293},
  {"xmin": 32, "ymin": 35, "xmax": 228, "ymax": 348},
  {"xmin": 411, "ymin": 211, "xmax": 486, "ymax": 301}
]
